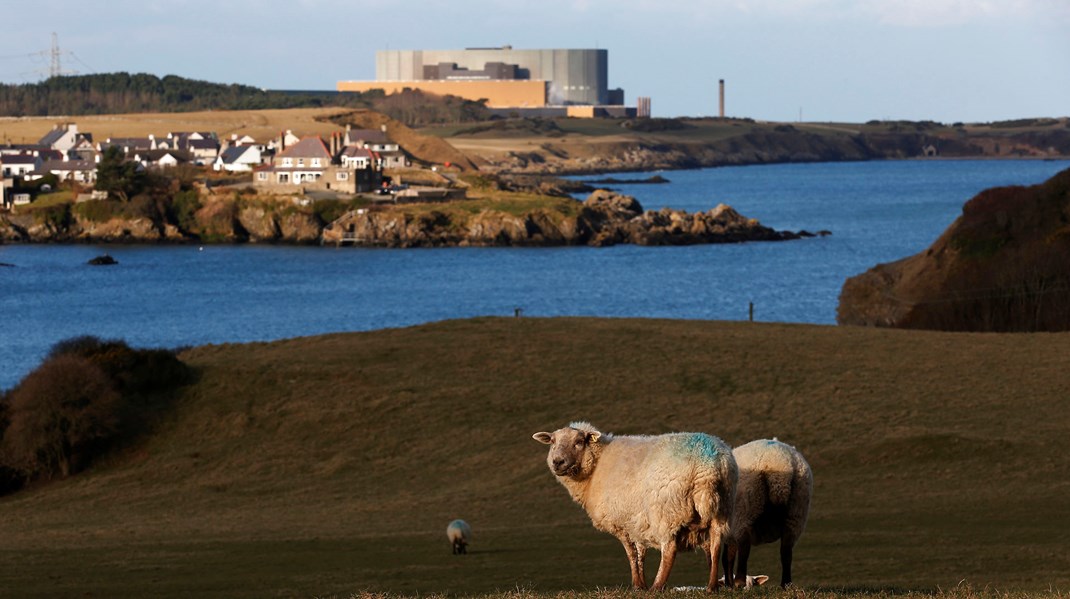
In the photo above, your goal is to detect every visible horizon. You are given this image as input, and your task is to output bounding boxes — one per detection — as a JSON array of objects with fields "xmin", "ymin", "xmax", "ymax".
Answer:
[{"xmin": 1, "ymin": 0, "xmax": 1068, "ymax": 123}]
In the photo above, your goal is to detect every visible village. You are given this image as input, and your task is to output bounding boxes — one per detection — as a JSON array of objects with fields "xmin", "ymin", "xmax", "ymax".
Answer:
[{"xmin": 0, "ymin": 121, "xmax": 466, "ymax": 211}]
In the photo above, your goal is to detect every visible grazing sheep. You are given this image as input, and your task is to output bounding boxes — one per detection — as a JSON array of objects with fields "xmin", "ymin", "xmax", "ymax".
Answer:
[
  {"xmin": 533, "ymin": 422, "xmax": 738, "ymax": 591},
  {"xmin": 447, "ymin": 519, "xmax": 472, "ymax": 555},
  {"xmin": 725, "ymin": 439, "xmax": 813, "ymax": 589}
]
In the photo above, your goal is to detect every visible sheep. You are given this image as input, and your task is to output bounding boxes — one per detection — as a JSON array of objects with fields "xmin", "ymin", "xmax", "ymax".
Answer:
[
  {"xmin": 533, "ymin": 421, "xmax": 738, "ymax": 591},
  {"xmin": 724, "ymin": 438, "xmax": 813, "ymax": 589},
  {"xmin": 447, "ymin": 519, "xmax": 472, "ymax": 555}
]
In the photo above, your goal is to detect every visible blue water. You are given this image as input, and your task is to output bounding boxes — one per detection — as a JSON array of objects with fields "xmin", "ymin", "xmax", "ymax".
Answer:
[{"xmin": 2, "ymin": 159, "xmax": 1068, "ymax": 390}]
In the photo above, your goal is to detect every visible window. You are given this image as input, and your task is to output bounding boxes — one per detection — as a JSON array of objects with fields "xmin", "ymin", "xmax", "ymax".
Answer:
[
  {"xmin": 278, "ymin": 173, "xmax": 289, "ymax": 183},
  {"xmin": 312, "ymin": 158, "xmax": 321, "ymax": 167},
  {"xmin": 337, "ymin": 172, "xmax": 349, "ymax": 181},
  {"xmin": 297, "ymin": 158, "xmax": 305, "ymax": 167},
  {"xmin": 257, "ymin": 172, "xmax": 268, "ymax": 181},
  {"xmin": 282, "ymin": 158, "xmax": 293, "ymax": 166}
]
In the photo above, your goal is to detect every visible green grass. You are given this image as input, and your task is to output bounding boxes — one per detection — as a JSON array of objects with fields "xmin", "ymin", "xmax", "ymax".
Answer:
[{"xmin": 1, "ymin": 318, "xmax": 1068, "ymax": 597}]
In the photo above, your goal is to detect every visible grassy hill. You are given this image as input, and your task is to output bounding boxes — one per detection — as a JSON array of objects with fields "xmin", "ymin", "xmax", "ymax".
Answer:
[
  {"xmin": 0, "ymin": 318, "xmax": 1067, "ymax": 597},
  {"xmin": 423, "ymin": 117, "xmax": 1070, "ymax": 173}
]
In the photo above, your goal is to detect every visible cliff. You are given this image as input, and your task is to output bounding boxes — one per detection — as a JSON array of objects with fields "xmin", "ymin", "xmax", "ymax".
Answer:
[
  {"xmin": 837, "ymin": 167, "xmax": 1070, "ymax": 331},
  {"xmin": 320, "ymin": 189, "xmax": 810, "ymax": 247},
  {"xmin": 439, "ymin": 118, "xmax": 1070, "ymax": 175},
  {"xmin": 0, "ymin": 190, "xmax": 812, "ymax": 248}
]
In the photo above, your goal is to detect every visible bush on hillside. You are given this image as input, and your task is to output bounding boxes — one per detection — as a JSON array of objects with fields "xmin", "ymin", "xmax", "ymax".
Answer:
[
  {"xmin": 2, "ymin": 354, "xmax": 121, "ymax": 479},
  {"xmin": 0, "ymin": 336, "xmax": 192, "ymax": 488}
]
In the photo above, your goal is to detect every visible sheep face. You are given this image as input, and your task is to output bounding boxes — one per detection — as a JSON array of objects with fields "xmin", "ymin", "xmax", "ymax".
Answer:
[{"xmin": 532, "ymin": 426, "xmax": 602, "ymax": 478}]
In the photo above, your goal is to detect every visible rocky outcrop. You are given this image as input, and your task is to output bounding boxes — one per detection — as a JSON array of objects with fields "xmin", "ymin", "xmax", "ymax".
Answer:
[
  {"xmin": 837, "ymin": 167, "xmax": 1070, "ymax": 332},
  {"xmin": 322, "ymin": 190, "xmax": 812, "ymax": 248}
]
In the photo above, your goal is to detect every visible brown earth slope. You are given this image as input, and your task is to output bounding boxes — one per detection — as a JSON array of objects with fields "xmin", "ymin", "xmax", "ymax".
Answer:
[{"xmin": 838, "ymin": 167, "xmax": 1070, "ymax": 331}]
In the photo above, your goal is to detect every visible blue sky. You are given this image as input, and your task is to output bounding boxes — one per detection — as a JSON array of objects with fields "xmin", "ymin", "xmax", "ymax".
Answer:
[{"xmin": 1, "ymin": 0, "xmax": 1067, "ymax": 122}]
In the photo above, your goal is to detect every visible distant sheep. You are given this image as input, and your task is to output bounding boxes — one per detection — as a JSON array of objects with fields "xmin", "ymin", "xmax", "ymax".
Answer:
[
  {"xmin": 447, "ymin": 519, "xmax": 472, "ymax": 555},
  {"xmin": 726, "ymin": 439, "xmax": 813, "ymax": 588},
  {"xmin": 533, "ymin": 422, "xmax": 738, "ymax": 591}
]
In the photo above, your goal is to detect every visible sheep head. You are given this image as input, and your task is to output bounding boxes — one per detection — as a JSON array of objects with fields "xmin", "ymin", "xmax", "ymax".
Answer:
[{"xmin": 532, "ymin": 422, "xmax": 603, "ymax": 479}]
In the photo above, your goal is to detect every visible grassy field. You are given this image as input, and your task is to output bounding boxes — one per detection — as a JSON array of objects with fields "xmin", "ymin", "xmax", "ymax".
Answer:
[
  {"xmin": 0, "ymin": 107, "xmax": 353, "ymax": 145},
  {"xmin": 0, "ymin": 318, "xmax": 1068, "ymax": 598}
]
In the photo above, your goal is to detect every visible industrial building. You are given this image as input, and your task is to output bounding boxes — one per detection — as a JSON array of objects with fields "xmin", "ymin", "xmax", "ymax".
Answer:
[{"xmin": 337, "ymin": 46, "xmax": 632, "ymax": 115}]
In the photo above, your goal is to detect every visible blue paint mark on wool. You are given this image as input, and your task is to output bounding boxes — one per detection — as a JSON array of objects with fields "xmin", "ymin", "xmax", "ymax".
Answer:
[{"xmin": 679, "ymin": 433, "xmax": 720, "ymax": 461}]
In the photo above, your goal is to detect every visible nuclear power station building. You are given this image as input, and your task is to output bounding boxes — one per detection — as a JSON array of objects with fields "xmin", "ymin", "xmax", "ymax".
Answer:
[{"xmin": 337, "ymin": 46, "xmax": 632, "ymax": 116}]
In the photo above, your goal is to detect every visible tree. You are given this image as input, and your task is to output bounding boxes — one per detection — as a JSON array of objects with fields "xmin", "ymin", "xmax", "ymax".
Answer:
[
  {"xmin": 95, "ymin": 145, "xmax": 144, "ymax": 201},
  {"xmin": 2, "ymin": 355, "xmax": 121, "ymax": 479}
]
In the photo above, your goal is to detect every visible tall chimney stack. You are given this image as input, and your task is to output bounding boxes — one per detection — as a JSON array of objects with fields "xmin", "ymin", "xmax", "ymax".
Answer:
[{"xmin": 719, "ymin": 79, "xmax": 725, "ymax": 119}]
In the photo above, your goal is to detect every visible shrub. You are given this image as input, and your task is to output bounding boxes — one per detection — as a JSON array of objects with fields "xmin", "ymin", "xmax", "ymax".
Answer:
[
  {"xmin": 0, "ymin": 336, "xmax": 192, "ymax": 487},
  {"xmin": 2, "ymin": 354, "xmax": 121, "ymax": 479},
  {"xmin": 73, "ymin": 199, "xmax": 122, "ymax": 222},
  {"xmin": 169, "ymin": 189, "xmax": 202, "ymax": 233}
]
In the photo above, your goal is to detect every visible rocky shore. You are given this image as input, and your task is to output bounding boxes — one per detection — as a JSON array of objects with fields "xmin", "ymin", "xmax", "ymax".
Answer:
[{"xmin": 0, "ymin": 190, "xmax": 818, "ymax": 248}]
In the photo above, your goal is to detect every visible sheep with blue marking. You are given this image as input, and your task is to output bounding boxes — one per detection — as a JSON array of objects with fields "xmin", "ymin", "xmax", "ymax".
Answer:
[
  {"xmin": 725, "ymin": 438, "xmax": 812, "ymax": 588},
  {"xmin": 533, "ymin": 421, "xmax": 738, "ymax": 591},
  {"xmin": 447, "ymin": 519, "xmax": 471, "ymax": 555}
]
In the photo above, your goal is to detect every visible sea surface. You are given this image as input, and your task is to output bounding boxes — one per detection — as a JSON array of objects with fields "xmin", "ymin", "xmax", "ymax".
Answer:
[{"xmin": 2, "ymin": 159, "xmax": 1068, "ymax": 389}]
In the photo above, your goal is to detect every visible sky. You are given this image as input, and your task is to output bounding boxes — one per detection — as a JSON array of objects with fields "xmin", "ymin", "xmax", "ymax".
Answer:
[{"xmin": 1, "ymin": 0, "xmax": 1068, "ymax": 123}]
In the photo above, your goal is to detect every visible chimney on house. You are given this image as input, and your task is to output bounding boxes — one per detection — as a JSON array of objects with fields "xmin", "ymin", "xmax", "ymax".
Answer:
[
  {"xmin": 279, "ymin": 130, "xmax": 285, "ymax": 151},
  {"xmin": 718, "ymin": 79, "xmax": 725, "ymax": 119}
]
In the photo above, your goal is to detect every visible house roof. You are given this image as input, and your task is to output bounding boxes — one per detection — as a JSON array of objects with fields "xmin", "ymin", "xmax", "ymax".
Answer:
[
  {"xmin": 40, "ymin": 159, "xmax": 96, "ymax": 172},
  {"xmin": 341, "ymin": 146, "xmax": 376, "ymax": 158},
  {"xmin": 187, "ymin": 138, "xmax": 219, "ymax": 151},
  {"xmin": 137, "ymin": 149, "xmax": 194, "ymax": 162},
  {"xmin": 346, "ymin": 129, "xmax": 388, "ymax": 144},
  {"xmin": 276, "ymin": 137, "xmax": 331, "ymax": 160},
  {"xmin": 103, "ymin": 137, "xmax": 153, "ymax": 150},
  {"xmin": 38, "ymin": 127, "xmax": 70, "ymax": 147},
  {"xmin": 219, "ymin": 146, "xmax": 257, "ymax": 164},
  {"xmin": 1, "ymin": 154, "xmax": 41, "ymax": 165}
]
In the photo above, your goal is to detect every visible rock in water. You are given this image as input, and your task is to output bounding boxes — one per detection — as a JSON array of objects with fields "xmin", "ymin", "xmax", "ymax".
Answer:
[{"xmin": 87, "ymin": 255, "xmax": 118, "ymax": 266}]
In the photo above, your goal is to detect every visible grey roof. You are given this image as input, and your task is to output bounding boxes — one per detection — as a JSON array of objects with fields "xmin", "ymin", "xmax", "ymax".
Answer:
[
  {"xmin": 187, "ymin": 138, "xmax": 219, "ymax": 151},
  {"xmin": 41, "ymin": 159, "xmax": 96, "ymax": 171},
  {"xmin": 38, "ymin": 128, "xmax": 69, "ymax": 147},
  {"xmin": 219, "ymin": 146, "xmax": 255, "ymax": 163}
]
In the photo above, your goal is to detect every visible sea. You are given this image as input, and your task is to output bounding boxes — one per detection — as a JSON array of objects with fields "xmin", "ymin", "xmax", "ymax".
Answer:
[{"xmin": 2, "ymin": 158, "xmax": 1068, "ymax": 390}]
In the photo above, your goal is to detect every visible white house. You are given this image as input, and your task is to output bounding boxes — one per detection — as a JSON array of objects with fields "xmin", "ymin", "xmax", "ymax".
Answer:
[
  {"xmin": 0, "ymin": 153, "xmax": 42, "ymax": 178},
  {"xmin": 214, "ymin": 145, "xmax": 262, "ymax": 172},
  {"xmin": 1, "ymin": 177, "xmax": 12, "ymax": 210},
  {"xmin": 38, "ymin": 123, "xmax": 85, "ymax": 153},
  {"xmin": 340, "ymin": 146, "xmax": 378, "ymax": 170}
]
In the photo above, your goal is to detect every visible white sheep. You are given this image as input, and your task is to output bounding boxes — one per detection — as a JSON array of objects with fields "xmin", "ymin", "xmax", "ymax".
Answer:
[
  {"xmin": 533, "ymin": 421, "xmax": 738, "ymax": 591},
  {"xmin": 447, "ymin": 519, "xmax": 472, "ymax": 555},
  {"xmin": 725, "ymin": 438, "xmax": 813, "ymax": 588}
]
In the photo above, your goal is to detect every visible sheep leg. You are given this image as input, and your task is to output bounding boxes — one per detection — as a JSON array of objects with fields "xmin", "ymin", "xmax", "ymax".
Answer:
[
  {"xmin": 779, "ymin": 537, "xmax": 794, "ymax": 588},
  {"xmin": 705, "ymin": 533, "xmax": 723, "ymax": 592},
  {"xmin": 734, "ymin": 537, "xmax": 752, "ymax": 588},
  {"xmin": 651, "ymin": 541, "xmax": 678, "ymax": 591},
  {"xmin": 621, "ymin": 539, "xmax": 647, "ymax": 589}
]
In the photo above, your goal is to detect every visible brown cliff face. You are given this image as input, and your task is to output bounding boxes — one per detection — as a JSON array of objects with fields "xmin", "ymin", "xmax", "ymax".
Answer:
[
  {"xmin": 321, "ymin": 190, "xmax": 807, "ymax": 248},
  {"xmin": 838, "ymin": 167, "xmax": 1070, "ymax": 331}
]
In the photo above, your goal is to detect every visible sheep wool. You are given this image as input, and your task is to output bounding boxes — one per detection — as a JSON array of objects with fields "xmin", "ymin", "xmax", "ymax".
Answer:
[
  {"xmin": 727, "ymin": 438, "xmax": 813, "ymax": 588},
  {"xmin": 446, "ymin": 519, "xmax": 471, "ymax": 555},
  {"xmin": 533, "ymin": 421, "xmax": 738, "ymax": 591}
]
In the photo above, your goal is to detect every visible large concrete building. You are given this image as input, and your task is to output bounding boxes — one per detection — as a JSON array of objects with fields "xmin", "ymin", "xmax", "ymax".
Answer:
[{"xmin": 338, "ymin": 46, "xmax": 624, "ymax": 110}]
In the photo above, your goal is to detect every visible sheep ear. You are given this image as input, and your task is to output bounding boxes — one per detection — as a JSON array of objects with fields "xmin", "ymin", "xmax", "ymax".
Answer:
[
  {"xmin": 587, "ymin": 431, "xmax": 601, "ymax": 444},
  {"xmin": 751, "ymin": 575, "xmax": 770, "ymax": 586},
  {"xmin": 532, "ymin": 432, "xmax": 553, "ymax": 444}
]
